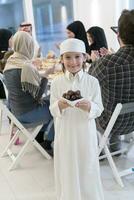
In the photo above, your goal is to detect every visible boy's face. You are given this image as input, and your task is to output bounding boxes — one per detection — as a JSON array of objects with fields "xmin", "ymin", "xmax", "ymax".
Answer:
[{"xmin": 61, "ymin": 52, "xmax": 86, "ymax": 74}]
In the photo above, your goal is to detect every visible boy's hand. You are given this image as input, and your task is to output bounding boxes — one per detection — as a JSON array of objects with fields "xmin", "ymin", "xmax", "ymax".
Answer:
[
  {"xmin": 58, "ymin": 99, "xmax": 71, "ymax": 112},
  {"xmin": 75, "ymin": 100, "xmax": 91, "ymax": 112}
]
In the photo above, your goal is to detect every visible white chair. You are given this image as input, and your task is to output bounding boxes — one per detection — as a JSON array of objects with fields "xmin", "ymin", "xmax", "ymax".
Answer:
[
  {"xmin": 1, "ymin": 103, "xmax": 52, "ymax": 171},
  {"xmin": 0, "ymin": 73, "xmax": 8, "ymax": 134},
  {"xmin": 98, "ymin": 102, "xmax": 134, "ymax": 187}
]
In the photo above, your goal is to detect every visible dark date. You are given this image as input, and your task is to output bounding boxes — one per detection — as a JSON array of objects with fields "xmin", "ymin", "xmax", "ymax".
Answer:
[{"xmin": 63, "ymin": 90, "xmax": 82, "ymax": 101}]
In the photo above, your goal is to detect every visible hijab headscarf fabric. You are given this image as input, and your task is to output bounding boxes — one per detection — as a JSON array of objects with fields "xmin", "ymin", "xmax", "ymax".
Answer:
[
  {"xmin": 66, "ymin": 20, "xmax": 90, "ymax": 53},
  {"xmin": 13, "ymin": 30, "xmax": 34, "ymax": 60},
  {"xmin": 4, "ymin": 31, "xmax": 41, "ymax": 98},
  {"xmin": 87, "ymin": 26, "xmax": 108, "ymax": 54}
]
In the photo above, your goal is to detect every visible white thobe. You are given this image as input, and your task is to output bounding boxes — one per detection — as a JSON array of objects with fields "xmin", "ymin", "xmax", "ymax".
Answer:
[{"xmin": 50, "ymin": 70, "xmax": 104, "ymax": 200}]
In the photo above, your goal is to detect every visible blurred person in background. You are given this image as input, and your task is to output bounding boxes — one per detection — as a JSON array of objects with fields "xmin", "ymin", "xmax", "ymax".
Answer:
[
  {"xmin": 87, "ymin": 26, "xmax": 108, "ymax": 54},
  {"xmin": 0, "ymin": 28, "xmax": 13, "ymax": 99},
  {"xmin": 88, "ymin": 9, "xmax": 134, "ymax": 152},
  {"xmin": 0, "ymin": 29, "xmax": 13, "ymax": 61},
  {"xmin": 19, "ymin": 22, "xmax": 41, "ymax": 58},
  {"xmin": 87, "ymin": 26, "xmax": 108, "ymax": 62}
]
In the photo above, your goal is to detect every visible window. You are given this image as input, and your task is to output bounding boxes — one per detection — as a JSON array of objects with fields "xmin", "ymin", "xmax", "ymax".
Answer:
[
  {"xmin": 32, "ymin": 0, "xmax": 74, "ymax": 56},
  {"xmin": 0, "ymin": 0, "xmax": 24, "ymax": 33}
]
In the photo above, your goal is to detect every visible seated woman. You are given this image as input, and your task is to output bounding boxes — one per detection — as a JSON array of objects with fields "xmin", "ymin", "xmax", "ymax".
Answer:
[
  {"xmin": 3, "ymin": 31, "xmax": 54, "ymax": 153},
  {"xmin": 87, "ymin": 26, "xmax": 108, "ymax": 59}
]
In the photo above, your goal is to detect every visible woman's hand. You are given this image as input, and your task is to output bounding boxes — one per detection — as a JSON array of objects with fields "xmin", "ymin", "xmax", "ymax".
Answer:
[
  {"xmin": 99, "ymin": 47, "xmax": 115, "ymax": 56},
  {"xmin": 45, "ymin": 65, "xmax": 55, "ymax": 75},
  {"xmin": 91, "ymin": 50, "xmax": 100, "ymax": 62},
  {"xmin": 75, "ymin": 99, "xmax": 91, "ymax": 112},
  {"xmin": 42, "ymin": 65, "xmax": 55, "ymax": 78},
  {"xmin": 58, "ymin": 99, "xmax": 71, "ymax": 112},
  {"xmin": 32, "ymin": 58, "xmax": 42, "ymax": 69}
]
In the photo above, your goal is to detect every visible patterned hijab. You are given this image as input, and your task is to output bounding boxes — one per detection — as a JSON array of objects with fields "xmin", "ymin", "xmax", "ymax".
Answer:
[{"xmin": 66, "ymin": 20, "xmax": 90, "ymax": 53}]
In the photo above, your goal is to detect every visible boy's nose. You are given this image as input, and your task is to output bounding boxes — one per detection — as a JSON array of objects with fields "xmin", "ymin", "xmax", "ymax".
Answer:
[{"xmin": 70, "ymin": 58, "xmax": 76, "ymax": 64}]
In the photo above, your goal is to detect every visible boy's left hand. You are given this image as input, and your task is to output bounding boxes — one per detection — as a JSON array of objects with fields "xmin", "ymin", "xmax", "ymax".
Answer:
[{"xmin": 75, "ymin": 100, "xmax": 91, "ymax": 112}]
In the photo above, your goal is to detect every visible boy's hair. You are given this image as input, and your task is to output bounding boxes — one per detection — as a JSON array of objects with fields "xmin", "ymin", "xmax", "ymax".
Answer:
[{"xmin": 118, "ymin": 9, "xmax": 134, "ymax": 46}]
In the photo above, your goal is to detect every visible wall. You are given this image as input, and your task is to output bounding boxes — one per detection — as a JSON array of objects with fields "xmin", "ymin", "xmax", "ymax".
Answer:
[
  {"xmin": 13, "ymin": 0, "xmax": 24, "ymax": 29},
  {"xmin": 73, "ymin": 0, "xmax": 131, "ymax": 51},
  {"xmin": 0, "ymin": 1, "xmax": 24, "ymax": 31},
  {"xmin": 0, "ymin": 5, "xmax": 14, "ymax": 28}
]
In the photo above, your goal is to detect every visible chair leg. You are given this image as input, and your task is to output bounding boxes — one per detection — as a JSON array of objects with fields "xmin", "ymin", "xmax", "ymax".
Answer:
[
  {"xmin": 32, "ymin": 139, "xmax": 52, "ymax": 160},
  {"xmin": 0, "ymin": 108, "xmax": 3, "ymax": 135},
  {"xmin": 1, "ymin": 129, "xmax": 20, "ymax": 157},
  {"xmin": 9, "ymin": 140, "xmax": 30, "ymax": 171},
  {"xmin": 9, "ymin": 121, "xmax": 14, "ymax": 140},
  {"xmin": 104, "ymin": 145, "xmax": 124, "ymax": 187}
]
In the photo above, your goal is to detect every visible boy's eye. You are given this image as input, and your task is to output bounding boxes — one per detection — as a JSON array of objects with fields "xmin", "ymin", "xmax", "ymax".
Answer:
[
  {"xmin": 65, "ymin": 56, "xmax": 71, "ymax": 59},
  {"xmin": 75, "ymin": 55, "xmax": 80, "ymax": 58}
]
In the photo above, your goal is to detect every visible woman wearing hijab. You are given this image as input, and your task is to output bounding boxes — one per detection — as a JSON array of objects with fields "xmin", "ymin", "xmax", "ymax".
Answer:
[
  {"xmin": 4, "ymin": 31, "xmax": 54, "ymax": 153},
  {"xmin": 87, "ymin": 26, "xmax": 108, "ymax": 55},
  {"xmin": 66, "ymin": 20, "xmax": 90, "ymax": 53},
  {"xmin": 19, "ymin": 21, "xmax": 41, "ymax": 58},
  {"xmin": 0, "ymin": 28, "xmax": 13, "ymax": 59},
  {"xmin": 0, "ymin": 29, "xmax": 13, "ymax": 99}
]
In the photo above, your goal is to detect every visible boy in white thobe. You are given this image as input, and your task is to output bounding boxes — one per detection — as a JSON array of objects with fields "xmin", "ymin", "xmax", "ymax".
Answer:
[{"xmin": 50, "ymin": 38, "xmax": 104, "ymax": 200}]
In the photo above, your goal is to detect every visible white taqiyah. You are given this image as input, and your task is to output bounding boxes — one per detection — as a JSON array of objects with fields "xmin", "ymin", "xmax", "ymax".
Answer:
[{"xmin": 60, "ymin": 38, "xmax": 86, "ymax": 55}]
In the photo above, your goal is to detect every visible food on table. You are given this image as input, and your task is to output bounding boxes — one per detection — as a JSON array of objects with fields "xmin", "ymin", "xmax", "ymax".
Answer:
[{"xmin": 46, "ymin": 50, "xmax": 56, "ymax": 59}]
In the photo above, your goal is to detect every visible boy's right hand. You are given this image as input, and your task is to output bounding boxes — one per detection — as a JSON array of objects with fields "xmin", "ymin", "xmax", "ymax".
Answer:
[{"xmin": 58, "ymin": 99, "xmax": 71, "ymax": 112}]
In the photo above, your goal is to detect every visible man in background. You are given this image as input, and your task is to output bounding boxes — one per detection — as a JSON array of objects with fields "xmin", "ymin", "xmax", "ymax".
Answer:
[{"xmin": 89, "ymin": 9, "xmax": 134, "ymax": 152}]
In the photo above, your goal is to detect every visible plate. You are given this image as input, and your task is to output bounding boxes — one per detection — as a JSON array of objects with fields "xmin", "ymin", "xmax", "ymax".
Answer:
[{"xmin": 62, "ymin": 97, "xmax": 84, "ymax": 107}]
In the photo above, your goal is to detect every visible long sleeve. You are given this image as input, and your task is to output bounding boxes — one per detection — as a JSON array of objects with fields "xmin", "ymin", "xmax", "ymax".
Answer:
[
  {"xmin": 88, "ymin": 78, "xmax": 104, "ymax": 119},
  {"xmin": 49, "ymin": 78, "xmax": 62, "ymax": 118}
]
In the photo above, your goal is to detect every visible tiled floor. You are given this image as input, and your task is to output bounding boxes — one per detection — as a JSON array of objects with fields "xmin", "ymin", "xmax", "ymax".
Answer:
[{"xmin": 0, "ymin": 117, "xmax": 134, "ymax": 200}]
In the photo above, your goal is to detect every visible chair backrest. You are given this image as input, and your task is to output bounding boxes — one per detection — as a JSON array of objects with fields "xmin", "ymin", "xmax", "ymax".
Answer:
[
  {"xmin": 120, "ymin": 102, "xmax": 134, "ymax": 114},
  {"xmin": 98, "ymin": 102, "xmax": 134, "ymax": 155}
]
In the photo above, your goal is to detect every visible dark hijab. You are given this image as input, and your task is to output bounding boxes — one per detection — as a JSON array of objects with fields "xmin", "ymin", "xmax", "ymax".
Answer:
[
  {"xmin": 0, "ymin": 29, "xmax": 12, "ymax": 59},
  {"xmin": 87, "ymin": 26, "xmax": 108, "ymax": 55},
  {"xmin": 67, "ymin": 20, "xmax": 90, "ymax": 53},
  {"xmin": 0, "ymin": 29, "xmax": 12, "ymax": 98}
]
